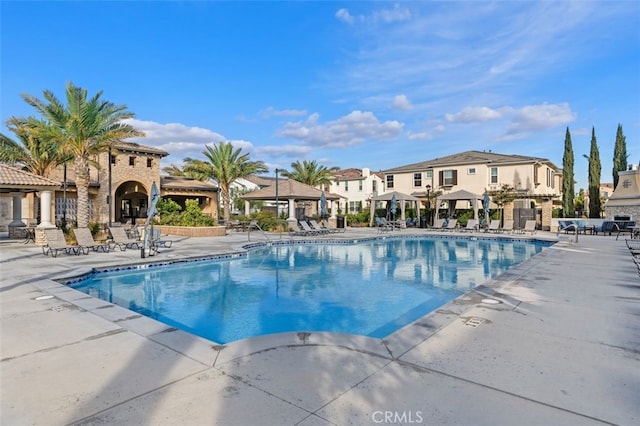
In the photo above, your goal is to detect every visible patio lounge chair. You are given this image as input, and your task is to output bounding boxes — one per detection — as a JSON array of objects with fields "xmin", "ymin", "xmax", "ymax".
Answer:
[
  {"xmin": 486, "ymin": 220, "xmax": 501, "ymax": 233},
  {"xmin": 523, "ymin": 220, "xmax": 537, "ymax": 234},
  {"xmin": 502, "ymin": 219, "xmax": 514, "ymax": 233},
  {"xmin": 443, "ymin": 218, "xmax": 458, "ymax": 231},
  {"xmin": 74, "ymin": 227, "xmax": 110, "ymax": 252},
  {"xmin": 108, "ymin": 226, "xmax": 142, "ymax": 251},
  {"xmin": 461, "ymin": 219, "xmax": 477, "ymax": 232},
  {"xmin": 288, "ymin": 222, "xmax": 314, "ymax": 236},
  {"xmin": 309, "ymin": 220, "xmax": 335, "ymax": 234},
  {"xmin": 42, "ymin": 228, "xmax": 87, "ymax": 257}
]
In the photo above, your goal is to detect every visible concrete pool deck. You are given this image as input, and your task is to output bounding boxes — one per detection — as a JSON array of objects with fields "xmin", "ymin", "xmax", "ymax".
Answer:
[{"xmin": 1, "ymin": 227, "xmax": 639, "ymax": 425}]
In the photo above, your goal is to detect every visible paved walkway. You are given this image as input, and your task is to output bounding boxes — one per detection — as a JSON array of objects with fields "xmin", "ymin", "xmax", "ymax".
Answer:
[{"xmin": 1, "ymin": 228, "xmax": 638, "ymax": 425}]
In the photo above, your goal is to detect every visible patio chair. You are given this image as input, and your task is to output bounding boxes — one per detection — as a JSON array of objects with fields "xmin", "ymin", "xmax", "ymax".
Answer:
[
  {"xmin": 288, "ymin": 222, "xmax": 314, "ymax": 236},
  {"xmin": 523, "ymin": 220, "xmax": 537, "ymax": 234},
  {"xmin": 108, "ymin": 226, "xmax": 142, "ymax": 251},
  {"xmin": 487, "ymin": 220, "xmax": 502, "ymax": 233},
  {"xmin": 502, "ymin": 219, "xmax": 514, "ymax": 233},
  {"xmin": 73, "ymin": 227, "xmax": 110, "ymax": 252},
  {"xmin": 461, "ymin": 219, "xmax": 477, "ymax": 232},
  {"xmin": 432, "ymin": 218, "xmax": 447, "ymax": 231},
  {"xmin": 309, "ymin": 219, "xmax": 335, "ymax": 234},
  {"xmin": 375, "ymin": 217, "xmax": 393, "ymax": 232},
  {"xmin": 443, "ymin": 218, "xmax": 458, "ymax": 231},
  {"xmin": 42, "ymin": 228, "xmax": 87, "ymax": 257}
]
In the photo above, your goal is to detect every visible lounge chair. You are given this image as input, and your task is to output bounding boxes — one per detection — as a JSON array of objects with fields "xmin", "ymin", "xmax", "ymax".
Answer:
[
  {"xmin": 42, "ymin": 228, "xmax": 87, "ymax": 257},
  {"xmin": 375, "ymin": 217, "xmax": 393, "ymax": 232},
  {"xmin": 108, "ymin": 226, "xmax": 142, "ymax": 251},
  {"xmin": 432, "ymin": 218, "xmax": 447, "ymax": 231},
  {"xmin": 288, "ymin": 222, "xmax": 314, "ymax": 236},
  {"xmin": 74, "ymin": 227, "xmax": 110, "ymax": 252},
  {"xmin": 502, "ymin": 219, "xmax": 514, "ymax": 233},
  {"xmin": 309, "ymin": 220, "xmax": 335, "ymax": 234},
  {"xmin": 443, "ymin": 219, "xmax": 458, "ymax": 231},
  {"xmin": 523, "ymin": 220, "xmax": 537, "ymax": 234},
  {"xmin": 461, "ymin": 219, "xmax": 477, "ymax": 232},
  {"xmin": 299, "ymin": 220, "xmax": 323, "ymax": 235},
  {"xmin": 486, "ymin": 220, "xmax": 501, "ymax": 233}
]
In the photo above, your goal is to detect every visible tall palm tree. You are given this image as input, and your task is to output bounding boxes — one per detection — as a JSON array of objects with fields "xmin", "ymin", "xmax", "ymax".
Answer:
[
  {"xmin": 20, "ymin": 82, "xmax": 144, "ymax": 227},
  {"xmin": 0, "ymin": 116, "xmax": 71, "ymax": 177},
  {"xmin": 184, "ymin": 142, "xmax": 267, "ymax": 223},
  {"xmin": 280, "ymin": 160, "xmax": 338, "ymax": 187}
]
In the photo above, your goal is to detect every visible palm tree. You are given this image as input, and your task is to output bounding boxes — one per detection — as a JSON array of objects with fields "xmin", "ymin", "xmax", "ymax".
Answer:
[
  {"xmin": 20, "ymin": 82, "xmax": 144, "ymax": 228},
  {"xmin": 184, "ymin": 142, "xmax": 267, "ymax": 223},
  {"xmin": 0, "ymin": 116, "xmax": 71, "ymax": 177},
  {"xmin": 161, "ymin": 163, "xmax": 209, "ymax": 181},
  {"xmin": 280, "ymin": 160, "xmax": 338, "ymax": 188}
]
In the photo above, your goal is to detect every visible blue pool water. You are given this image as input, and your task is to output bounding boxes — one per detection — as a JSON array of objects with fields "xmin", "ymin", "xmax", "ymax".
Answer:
[{"xmin": 70, "ymin": 237, "xmax": 550, "ymax": 344}]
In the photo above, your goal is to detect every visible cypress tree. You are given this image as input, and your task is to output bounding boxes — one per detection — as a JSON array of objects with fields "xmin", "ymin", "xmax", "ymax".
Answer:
[
  {"xmin": 561, "ymin": 127, "xmax": 575, "ymax": 217},
  {"xmin": 612, "ymin": 123, "xmax": 628, "ymax": 188},
  {"xmin": 587, "ymin": 127, "xmax": 602, "ymax": 218}
]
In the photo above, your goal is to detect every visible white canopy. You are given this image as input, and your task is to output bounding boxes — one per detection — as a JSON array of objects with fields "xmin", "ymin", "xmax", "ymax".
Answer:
[
  {"xmin": 369, "ymin": 191, "xmax": 422, "ymax": 225},
  {"xmin": 435, "ymin": 189, "xmax": 481, "ymax": 223}
]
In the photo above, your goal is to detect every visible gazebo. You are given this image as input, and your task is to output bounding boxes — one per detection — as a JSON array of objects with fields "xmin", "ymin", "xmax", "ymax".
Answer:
[
  {"xmin": 240, "ymin": 179, "xmax": 342, "ymax": 228},
  {"xmin": 434, "ymin": 189, "xmax": 482, "ymax": 224},
  {"xmin": 369, "ymin": 191, "xmax": 422, "ymax": 226}
]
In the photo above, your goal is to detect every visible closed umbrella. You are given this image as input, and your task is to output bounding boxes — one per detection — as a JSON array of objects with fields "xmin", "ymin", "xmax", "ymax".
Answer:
[
  {"xmin": 320, "ymin": 192, "xmax": 327, "ymax": 218},
  {"xmin": 390, "ymin": 194, "xmax": 397, "ymax": 220},
  {"xmin": 483, "ymin": 192, "xmax": 490, "ymax": 225}
]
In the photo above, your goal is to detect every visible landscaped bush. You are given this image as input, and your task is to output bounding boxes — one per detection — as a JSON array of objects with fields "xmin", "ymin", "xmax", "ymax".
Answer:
[
  {"xmin": 346, "ymin": 211, "xmax": 370, "ymax": 226},
  {"xmin": 156, "ymin": 197, "xmax": 216, "ymax": 226}
]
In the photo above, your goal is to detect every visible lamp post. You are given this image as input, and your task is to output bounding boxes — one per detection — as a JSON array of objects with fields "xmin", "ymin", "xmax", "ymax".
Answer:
[{"xmin": 425, "ymin": 184, "xmax": 431, "ymax": 226}]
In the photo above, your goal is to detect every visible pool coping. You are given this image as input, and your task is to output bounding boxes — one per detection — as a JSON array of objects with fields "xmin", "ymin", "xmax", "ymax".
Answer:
[{"xmin": 42, "ymin": 233, "xmax": 557, "ymax": 368}]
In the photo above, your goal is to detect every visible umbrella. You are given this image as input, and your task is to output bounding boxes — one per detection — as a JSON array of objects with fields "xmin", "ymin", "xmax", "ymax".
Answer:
[
  {"xmin": 483, "ymin": 192, "xmax": 490, "ymax": 225},
  {"xmin": 390, "ymin": 194, "xmax": 397, "ymax": 220},
  {"xmin": 320, "ymin": 192, "xmax": 327, "ymax": 218}
]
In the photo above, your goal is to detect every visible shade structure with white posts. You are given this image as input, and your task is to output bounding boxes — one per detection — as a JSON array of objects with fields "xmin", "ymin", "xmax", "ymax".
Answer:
[
  {"xmin": 369, "ymin": 191, "xmax": 421, "ymax": 226},
  {"xmin": 434, "ymin": 189, "xmax": 481, "ymax": 225}
]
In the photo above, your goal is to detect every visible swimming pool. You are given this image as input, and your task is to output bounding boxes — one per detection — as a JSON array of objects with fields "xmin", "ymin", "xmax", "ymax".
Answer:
[{"xmin": 69, "ymin": 236, "xmax": 550, "ymax": 344}]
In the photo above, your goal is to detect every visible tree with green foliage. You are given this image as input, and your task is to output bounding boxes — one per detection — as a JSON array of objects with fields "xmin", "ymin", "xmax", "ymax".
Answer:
[
  {"xmin": 18, "ymin": 82, "xmax": 143, "ymax": 227},
  {"xmin": 561, "ymin": 127, "xmax": 575, "ymax": 218},
  {"xmin": 612, "ymin": 123, "xmax": 628, "ymax": 188},
  {"xmin": 184, "ymin": 142, "xmax": 268, "ymax": 223},
  {"xmin": 0, "ymin": 116, "xmax": 72, "ymax": 177},
  {"xmin": 584, "ymin": 127, "xmax": 602, "ymax": 218},
  {"xmin": 280, "ymin": 160, "xmax": 339, "ymax": 187},
  {"xmin": 488, "ymin": 184, "xmax": 518, "ymax": 223}
]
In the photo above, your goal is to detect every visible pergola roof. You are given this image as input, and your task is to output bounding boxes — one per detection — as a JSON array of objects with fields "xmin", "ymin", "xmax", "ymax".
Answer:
[
  {"xmin": 240, "ymin": 179, "xmax": 341, "ymax": 201},
  {"xmin": 0, "ymin": 164, "xmax": 61, "ymax": 193},
  {"xmin": 373, "ymin": 190, "xmax": 421, "ymax": 202}
]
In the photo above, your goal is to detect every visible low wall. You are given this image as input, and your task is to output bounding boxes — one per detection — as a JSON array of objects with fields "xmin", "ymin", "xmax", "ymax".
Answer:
[{"xmin": 158, "ymin": 225, "xmax": 226, "ymax": 237}]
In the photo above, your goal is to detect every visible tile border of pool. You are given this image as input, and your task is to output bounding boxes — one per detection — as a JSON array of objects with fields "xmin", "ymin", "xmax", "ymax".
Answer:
[{"xmin": 46, "ymin": 233, "xmax": 557, "ymax": 367}]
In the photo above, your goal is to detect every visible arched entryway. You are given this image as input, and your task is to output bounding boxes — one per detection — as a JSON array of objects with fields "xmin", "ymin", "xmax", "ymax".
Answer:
[{"xmin": 115, "ymin": 180, "xmax": 148, "ymax": 224}]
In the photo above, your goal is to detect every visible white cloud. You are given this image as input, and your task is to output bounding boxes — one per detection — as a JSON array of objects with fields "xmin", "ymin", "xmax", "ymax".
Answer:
[
  {"xmin": 445, "ymin": 106, "xmax": 503, "ymax": 123},
  {"xmin": 260, "ymin": 106, "xmax": 308, "ymax": 118},
  {"xmin": 335, "ymin": 8, "xmax": 354, "ymax": 25},
  {"xmin": 507, "ymin": 102, "xmax": 576, "ymax": 133},
  {"xmin": 391, "ymin": 94, "xmax": 413, "ymax": 111},
  {"xmin": 336, "ymin": 4, "xmax": 411, "ymax": 25},
  {"xmin": 276, "ymin": 110, "xmax": 403, "ymax": 148},
  {"xmin": 407, "ymin": 131, "xmax": 433, "ymax": 141},
  {"xmin": 255, "ymin": 144, "xmax": 312, "ymax": 158}
]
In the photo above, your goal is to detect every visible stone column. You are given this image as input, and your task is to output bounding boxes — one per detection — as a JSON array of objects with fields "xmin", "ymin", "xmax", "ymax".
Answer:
[
  {"xmin": 541, "ymin": 198, "xmax": 553, "ymax": 231},
  {"xmin": 38, "ymin": 190, "xmax": 55, "ymax": 228},
  {"xmin": 8, "ymin": 192, "xmax": 25, "ymax": 227},
  {"xmin": 244, "ymin": 200, "xmax": 251, "ymax": 216},
  {"xmin": 287, "ymin": 199, "xmax": 297, "ymax": 229}
]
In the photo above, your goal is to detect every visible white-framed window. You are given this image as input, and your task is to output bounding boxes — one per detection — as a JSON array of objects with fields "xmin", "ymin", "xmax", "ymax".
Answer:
[
  {"xmin": 467, "ymin": 167, "xmax": 476, "ymax": 175},
  {"xmin": 359, "ymin": 180, "xmax": 363, "ymax": 191},
  {"xmin": 345, "ymin": 181, "xmax": 349, "ymax": 191},
  {"xmin": 372, "ymin": 180, "xmax": 378, "ymax": 192},
  {"xmin": 386, "ymin": 175, "xmax": 394, "ymax": 189},
  {"xmin": 348, "ymin": 201, "xmax": 360, "ymax": 213},
  {"xmin": 413, "ymin": 173, "xmax": 422, "ymax": 187},
  {"xmin": 490, "ymin": 167, "xmax": 498, "ymax": 184}
]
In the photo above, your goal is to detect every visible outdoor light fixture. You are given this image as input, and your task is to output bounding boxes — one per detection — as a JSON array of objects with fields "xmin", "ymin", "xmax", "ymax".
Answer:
[{"xmin": 426, "ymin": 184, "xmax": 431, "ymax": 226}]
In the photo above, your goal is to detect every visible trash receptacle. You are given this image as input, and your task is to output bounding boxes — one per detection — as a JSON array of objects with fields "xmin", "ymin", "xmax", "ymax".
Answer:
[
  {"xmin": 420, "ymin": 217, "xmax": 427, "ymax": 228},
  {"xmin": 337, "ymin": 216, "xmax": 345, "ymax": 229}
]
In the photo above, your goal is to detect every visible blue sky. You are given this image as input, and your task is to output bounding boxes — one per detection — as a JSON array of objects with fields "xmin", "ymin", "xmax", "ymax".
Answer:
[{"xmin": 2, "ymin": 1, "xmax": 639, "ymax": 190}]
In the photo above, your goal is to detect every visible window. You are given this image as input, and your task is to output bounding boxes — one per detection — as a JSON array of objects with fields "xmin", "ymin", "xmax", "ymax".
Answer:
[
  {"xmin": 110, "ymin": 153, "xmax": 116, "ymax": 165},
  {"xmin": 372, "ymin": 180, "xmax": 378, "ymax": 192},
  {"xmin": 129, "ymin": 156, "xmax": 135, "ymax": 166},
  {"xmin": 490, "ymin": 167, "xmax": 498, "ymax": 184},
  {"xmin": 439, "ymin": 170, "xmax": 457, "ymax": 186},
  {"xmin": 348, "ymin": 201, "xmax": 360, "ymax": 213},
  {"xmin": 345, "ymin": 181, "xmax": 349, "ymax": 191},
  {"xmin": 413, "ymin": 173, "xmax": 422, "ymax": 187},
  {"xmin": 147, "ymin": 158, "xmax": 152, "ymax": 168},
  {"xmin": 546, "ymin": 168, "xmax": 554, "ymax": 188},
  {"xmin": 386, "ymin": 175, "xmax": 394, "ymax": 189},
  {"xmin": 467, "ymin": 168, "xmax": 476, "ymax": 175},
  {"xmin": 358, "ymin": 180, "xmax": 363, "ymax": 191}
]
